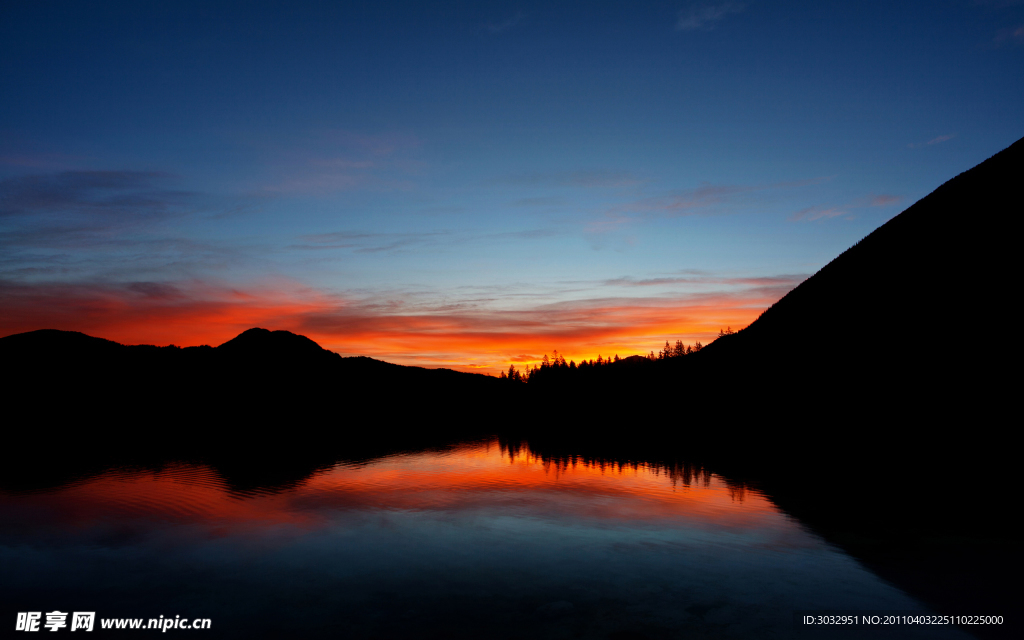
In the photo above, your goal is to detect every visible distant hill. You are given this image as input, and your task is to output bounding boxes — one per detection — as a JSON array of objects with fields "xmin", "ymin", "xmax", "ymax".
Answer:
[{"xmin": 1, "ymin": 327, "xmax": 508, "ymax": 454}]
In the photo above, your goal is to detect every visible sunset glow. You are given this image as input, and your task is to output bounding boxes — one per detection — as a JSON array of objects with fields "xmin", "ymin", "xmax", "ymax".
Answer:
[{"xmin": 0, "ymin": 276, "xmax": 792, "ymax": 374}]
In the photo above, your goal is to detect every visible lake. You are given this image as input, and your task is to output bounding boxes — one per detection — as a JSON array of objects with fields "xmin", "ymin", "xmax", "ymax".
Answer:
[{"xmin": 1, "ymin": 438, "xmax": 973, "ymax": 639}]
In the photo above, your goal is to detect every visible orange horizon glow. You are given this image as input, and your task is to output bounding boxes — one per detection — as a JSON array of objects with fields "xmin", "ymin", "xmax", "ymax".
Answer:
[{"xmin": 0, "ymin": 277, "xmax": 795, "ymax": 375}]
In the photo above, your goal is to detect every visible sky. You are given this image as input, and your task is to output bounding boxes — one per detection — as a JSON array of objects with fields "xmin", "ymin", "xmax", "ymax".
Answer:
[{"xmin": 2, "ymin": 0, "xmax": 1022, "ymax": 373}]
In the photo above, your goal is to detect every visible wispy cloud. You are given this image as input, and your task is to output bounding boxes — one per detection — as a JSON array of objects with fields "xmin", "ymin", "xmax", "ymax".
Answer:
[
  {"xmin": 789, "ymin": 191, "xmax": 903, "ymax": 223},
  {"xmin": 0, "ymin": 171, "xmax": 190, "ymax": 220},
  {"xmin": 0, "ymin": 170, "xmax": 262, "ymax": 285},
  {"xmin": 493, "ymin": 228, "xmax": 561, "ymax": 241},
  {"xmin": 247, "ymin": 130, "xmax": 422, "ymax": 195},
  {"xmin": 993, "ymin": 24, "xmax": 1024, "ymax": 45},
  {"xmin": 125, "ymin": 281, "xmax": 187, "ymax": 301},
  {"xmin": 676, "ymin": 2, "xmax": 745, "ymax": 31},
  {"xmin": 639, "ymin": 177, "xmax": 829, "ymax": 215},
  {"xmin": 0, "ymin": 170, "xmax": 207, "ymax": 261},
  {"xmin": 505, "ymin": 170, "xmax": 644, "ymax": 189},
  {"xmin": 603, "ymin": 274, "xmax": 806, "ymax": 289},
  {"xmin": 0, "ymin": 277, "xmax": 334, "ymax": 347},
  {"xmin": 485, "ymin": 12, "xmax": 525, "ymax": 34},
  {"xmin": 291, "ymin": 227, "xmax": 562, "ymax": 254},
  {"xmin": 587, "ymin": 176, "xmax": 832, "ymax": 232},
  {"xmin": 869, "ymin": 194, "xmax": 902, "ymax": 206},
  {"xmin": 789, "ymin": 206, "xmax": 846, "ymax": 221},
  {"xmin": 907, "ymin": 133, "xmax": 956, "ymax": 148},
  {"xmin": 317, "ymin": 130, "xmax": 421, "ymax": 157},
  {"xmin": 291, "ymin": 231, "xmax": 452, "ymax": 254},
  {"xmin": 262, "ymin": 173, "xmax": 370, "ymax": 194},
  {"xmin": 0, "ymin": 152, "xmax": 89, "ymax": 170},
  {"xmin": 511, "ymin": 196, "xmax": 568, "ymax": 207}
]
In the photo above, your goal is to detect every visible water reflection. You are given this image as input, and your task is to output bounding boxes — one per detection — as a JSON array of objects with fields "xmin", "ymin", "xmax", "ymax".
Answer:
[{"xmin": 1, "ymin": 440, "xmax": 970, "ymax": 639}]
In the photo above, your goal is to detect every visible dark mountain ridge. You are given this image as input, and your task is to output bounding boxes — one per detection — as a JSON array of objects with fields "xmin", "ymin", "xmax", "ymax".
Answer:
[
  {"xmin": 1, "ymin": 326, "xmax": 493, "ymax": 379},
  {"xmin": 217, "ymin": 327, "xmax": 334, "ymax": 359},
  {"xmin": 1, "ymin": 326, "xmax": 506, "ymax": 456},
  {"xmin": 699, "ymin": 135, "xmax": 1022, "ymax": 423}
]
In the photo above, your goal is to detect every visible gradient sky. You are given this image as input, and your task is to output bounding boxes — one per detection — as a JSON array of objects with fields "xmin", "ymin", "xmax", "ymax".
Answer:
[{"xmin": 2, "ymin": 0, "xmax": 1022, "ymax": 373}]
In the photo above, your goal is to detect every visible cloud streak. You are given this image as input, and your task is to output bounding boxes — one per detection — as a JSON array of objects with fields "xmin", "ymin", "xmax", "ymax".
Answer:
[
  {"xmin": 676, "ymin": 2, "xmax": 745, "ymax": 31},
  {"xmin": 485, "ymin": 12, "xmax": 525, "ymax": 34},
  {"xmin": 291, "ymin": 231, "xmax": 453, "ymax": 254},
  {"xmin": 789, "ymin": 192, "xmax": 903, "ymax": 222},
  {"xmin": 602, "ymin": 274, "xmax": 806, "ymax": 288},
  {"xmin": 0, "ymin": 171, "xmax": 191, "ymax": 220},
  {"xmin": 291, "ymin": 228, "xmax": 562, "ymax": 254},
  {"xmin": 588, "ymin": 176, "xmax": 833, "ymax": 232},
  {"xmin": 0, "ymin": 170, "xmax": 226, "ymax": 279},
  {"xmin": 789, "ymin": 206, "xmax": 846, "ymax": 221},
  {"xmin": 868, "ymin": 194, "xmax": 902, "ymax": 207},
  {"xmin": 907, "ymin": 134, "xmax": 956, "ymax": 148},
  {"xmin": 247, "ymin": 130, "xmax": 422, "ymax": 195},
  {"xmin": 505, "ymin": 170, "xmax": 644, "ymax": 189}
]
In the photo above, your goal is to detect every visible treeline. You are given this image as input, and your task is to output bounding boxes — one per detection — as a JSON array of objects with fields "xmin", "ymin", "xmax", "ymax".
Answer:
[
  {"xmin": 498, "ymin": 327, "xmax": 736, "ymax": 384},
  {"xmin": 498, "ymin": 349, "xmax": 630, "ymax": 383}
]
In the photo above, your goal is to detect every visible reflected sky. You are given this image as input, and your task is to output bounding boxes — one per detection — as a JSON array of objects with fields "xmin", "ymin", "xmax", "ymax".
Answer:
[{"xmin": 1, "ymin": 441, "xmax": 972, "ymax": 639}]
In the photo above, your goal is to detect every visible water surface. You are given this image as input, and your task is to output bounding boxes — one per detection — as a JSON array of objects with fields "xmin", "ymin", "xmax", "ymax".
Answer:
[{"xmin": 1, "ymin": 440, "xmax": 969, "ymax": 639}]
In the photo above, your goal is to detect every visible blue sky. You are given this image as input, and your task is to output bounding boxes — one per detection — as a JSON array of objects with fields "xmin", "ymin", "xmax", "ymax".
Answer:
[{"xmin": 2, "ymin": 0, "xmax": 1022, "ymax": 371}]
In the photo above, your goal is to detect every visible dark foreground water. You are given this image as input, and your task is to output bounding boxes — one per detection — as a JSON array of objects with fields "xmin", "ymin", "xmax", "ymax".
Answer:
[{"xmin": 1, "ymin": 440, "xmax": 973, "ymax": 639}]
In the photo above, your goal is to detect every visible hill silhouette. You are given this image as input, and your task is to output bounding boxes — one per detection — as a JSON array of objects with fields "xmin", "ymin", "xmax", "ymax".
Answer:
[
  {"xmin": 217, "ymin": 327, "xmax": 336, "ymax": 360},
  {"xmin": 699, "ymin": 135, "xmax": 1021, "ymax": 421},
  {"xmin": 1, "ymin": 327, "xmax": 508, "ymax": 461}
]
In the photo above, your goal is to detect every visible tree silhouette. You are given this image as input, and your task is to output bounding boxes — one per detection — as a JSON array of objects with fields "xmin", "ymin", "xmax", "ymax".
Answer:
[{"xmin": 498, "ymin": 333, "xmax": 724, "ymax": 386}]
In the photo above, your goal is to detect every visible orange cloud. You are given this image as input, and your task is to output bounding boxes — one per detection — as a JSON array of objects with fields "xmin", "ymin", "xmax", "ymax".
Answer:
[
  {"xmin": 0, "ymin": 278, "xmax": 335, "ymax": 349},
  {"xmin": 0, "ymin": 275, "xmax": 799, "ymax": 375}
]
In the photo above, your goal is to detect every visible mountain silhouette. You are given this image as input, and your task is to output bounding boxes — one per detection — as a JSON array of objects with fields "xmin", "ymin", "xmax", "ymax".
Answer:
[
  {"xmin": 699, "ymin": 135, "xmax": 1022, "ymax": 424},
  {"xmin": 217, "ymin": 327, "xmax": 336, "ymax": 360},
  {"xmin": 1, "ymin": 326, "xmax": 506, "ymax": 462}
]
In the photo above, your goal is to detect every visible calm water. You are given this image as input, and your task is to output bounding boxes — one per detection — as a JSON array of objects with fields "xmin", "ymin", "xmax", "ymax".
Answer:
[{"xmin": 1, "ymin": 440, "xmax": 970, "ymax": 639}]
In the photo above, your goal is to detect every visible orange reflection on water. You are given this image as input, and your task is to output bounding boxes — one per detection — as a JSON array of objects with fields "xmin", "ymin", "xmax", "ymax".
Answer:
[
  {"xmin": 1, "ymin": 466, "xmax": 316, "ymax": 533},
  {"xmin": 1, "ymin": 441, "xmax": 781, "ymax": 535}
]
